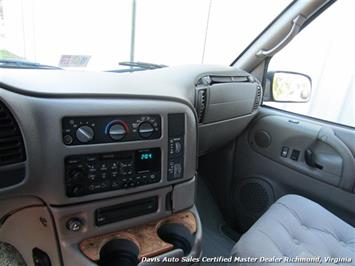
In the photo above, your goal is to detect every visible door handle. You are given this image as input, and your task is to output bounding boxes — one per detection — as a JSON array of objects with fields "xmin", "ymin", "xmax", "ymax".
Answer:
[
  {"xmin": 304, "ymin": 149, "xmax": 323, "ymax": 170},
  {"xmin": 317, "ymin": 127, "xmax": 355, "ymax": 191}
]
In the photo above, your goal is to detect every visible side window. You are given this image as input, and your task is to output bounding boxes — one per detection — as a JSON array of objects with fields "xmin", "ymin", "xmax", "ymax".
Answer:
[{"xmin": 265, "ymin": 0, "xmax": 355, "ymax": 128}]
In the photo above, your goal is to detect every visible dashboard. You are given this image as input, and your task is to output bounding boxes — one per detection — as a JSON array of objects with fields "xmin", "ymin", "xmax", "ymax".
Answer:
[{"xmin": 0, "ymin": 65, "xmax": 261, "ymax": 265}]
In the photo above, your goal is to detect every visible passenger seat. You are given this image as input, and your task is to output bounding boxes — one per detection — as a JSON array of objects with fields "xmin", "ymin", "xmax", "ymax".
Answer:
[{"xmin": 231, "ymin": 195, "xmax": 355, "ymax": 265}]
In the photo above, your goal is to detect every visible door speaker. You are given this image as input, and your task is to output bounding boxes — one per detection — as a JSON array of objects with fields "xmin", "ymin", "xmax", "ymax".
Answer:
[
  {"xmin": 254, "ymin": 130, "xmax": 271, "ymax": 148},
  {"xmin": 233, "ymin": 178, "xmax": 275, "ymax": 232}
]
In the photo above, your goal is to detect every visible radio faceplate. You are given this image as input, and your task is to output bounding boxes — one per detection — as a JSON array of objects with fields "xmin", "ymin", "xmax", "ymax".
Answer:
[{"xmin": 65, "ymin": 148, "xmax": 161, "ymax": 197}]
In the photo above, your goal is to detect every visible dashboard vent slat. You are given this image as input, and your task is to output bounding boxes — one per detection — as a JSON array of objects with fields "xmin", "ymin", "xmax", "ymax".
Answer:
[
  {"xmin": 209, "ymin": 75, "xmax": 250, "ymax": 84},
  {"xmin": 0, "ymin": 101, "xmax": 26, "ymax": 166},
  {"xmin": 253, "ymin": 85, "xmax": 262, "ymax": 111},
  {"xmin": 196, "ymin": 89, "xmax": 207, "ymax": 123}
]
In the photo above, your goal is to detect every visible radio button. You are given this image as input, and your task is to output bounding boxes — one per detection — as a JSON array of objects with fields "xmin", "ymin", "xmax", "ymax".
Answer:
[
  {"xmin": 111, "ymin": 171, "xmax": 119, "ymax": 179},
  {"xmin": 71, "ymin": 185, "xmax": 85, "ymax": 196},
  {"xmin": 100, "ymin": 181, "xmax": 110, "ymax": 190},
  {"xmin": 70, "ymin": 169, "xmax": 85, "ymax": 183},
  {"xmin": 88, "ymin": 174, "xmax": 97, "ymax": 181},
  {"xmin": 67, "ymin": 158, "xmax": 82, "ymax": 164},
  {"xmin": 100, "ymin": 172, "xmax": 108, "ymax": 180},
  {"xmin": 111, "ymin": 181, "xmax": 121, "ymax": 189},
  {"xmin": 110, "ymin": 161, "xmax": 119, "ymax": 170},
  {"xmin": 86, "ymin": 156, "xmax": 97, "ymax": 162},
  {"xmin": 99, "ymin": 163, "xmax": 108, "ymax": 171}
]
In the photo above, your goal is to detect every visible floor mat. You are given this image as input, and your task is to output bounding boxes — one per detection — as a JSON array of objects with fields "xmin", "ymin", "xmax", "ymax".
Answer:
[{"xmin": 196, "ymin": 177, "xmax": 238, "ymax": 265}]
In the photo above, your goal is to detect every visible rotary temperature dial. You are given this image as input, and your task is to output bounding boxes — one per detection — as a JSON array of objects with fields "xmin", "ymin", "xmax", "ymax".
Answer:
[
  {"xmin": 138, "ymin": 122, "xmax": 154, "ymax": 139},
  {"xmin": 109, "ymin": 123, "xmax": 127, "ymax": 141}
]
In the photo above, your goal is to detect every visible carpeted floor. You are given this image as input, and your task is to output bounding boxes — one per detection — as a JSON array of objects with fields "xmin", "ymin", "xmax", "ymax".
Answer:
[{"xmin": 196, "ymin": 177, "xmax": 239, "ymax": 265}]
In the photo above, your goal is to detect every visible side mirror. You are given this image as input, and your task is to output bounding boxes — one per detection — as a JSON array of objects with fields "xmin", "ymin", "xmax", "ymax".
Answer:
[{"xmin": 266, "ymin": 71, "xmax": 312, "ymax": 102}]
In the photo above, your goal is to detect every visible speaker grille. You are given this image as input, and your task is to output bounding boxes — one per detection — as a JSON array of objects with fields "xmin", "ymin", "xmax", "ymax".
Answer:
[
  {"xmin": 233, "ymin": 178, "xmax": 275, "ymax": 232},
  {"xmin": 240, "ymin": 182, "xmax": 269, "ymax": 213},
  {"xmin": 0, "ymin": 101, "xmax": 26, "ymax": 166}
]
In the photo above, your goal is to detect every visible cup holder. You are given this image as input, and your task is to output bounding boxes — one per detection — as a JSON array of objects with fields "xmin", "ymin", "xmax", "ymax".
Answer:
[
  {"xmin": 80, "ymin": 211, "xmax": 197, "ymax": 264},
  {"xmin": 98, "ymin": 239, "xmax": 139, "ymax": 266},
  {"xmin": 157, "ymin": 223, "xmax": 194, "ymax": 255}
]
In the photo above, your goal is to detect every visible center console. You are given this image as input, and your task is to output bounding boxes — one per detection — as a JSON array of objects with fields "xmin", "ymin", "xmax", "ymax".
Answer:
[{"xmin": 39, "ymin": 98, "xmax": 201, "ymax": 266}]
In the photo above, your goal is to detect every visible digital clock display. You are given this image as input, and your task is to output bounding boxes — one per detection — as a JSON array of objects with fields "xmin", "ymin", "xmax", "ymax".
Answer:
[
  {"xmin": 135, "ymin": 148, "xmax": 160, "ymax": 173},
  {"xmin": 140, "ymin": 153, "xmax": 153, "ymax": 160}
]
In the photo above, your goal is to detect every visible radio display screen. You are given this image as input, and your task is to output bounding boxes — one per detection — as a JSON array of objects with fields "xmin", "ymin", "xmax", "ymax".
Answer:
[{"xmin": 135, "ymin": 148, "xmax": 161, "ymax": 173}]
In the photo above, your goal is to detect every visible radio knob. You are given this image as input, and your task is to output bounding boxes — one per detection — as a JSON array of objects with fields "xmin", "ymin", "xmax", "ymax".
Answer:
[
  {"xmin": 70, "ymin": 169, "xmax": 85, "ymax": 182},
  {"xmin": 138, "ymin": 122, "xmax": 154, "ymax": 138},
  {"xmin": 76, "ymin": 126, "xmax": 94, "ymax": 143},
  {"xmin": 109, "ymin": 123, "xmax": 127, "ymax": 141}
]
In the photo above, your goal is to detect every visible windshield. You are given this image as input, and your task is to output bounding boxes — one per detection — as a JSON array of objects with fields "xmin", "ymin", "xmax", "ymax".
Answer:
[{"xmin": 0, "ymin": 0, "xmax": 291, "ymax": 71}]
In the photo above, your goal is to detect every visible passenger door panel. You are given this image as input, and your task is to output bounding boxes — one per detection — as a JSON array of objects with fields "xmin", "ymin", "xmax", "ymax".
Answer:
[
  {"xmin": 249, "ymin": 114, "xmax": 355, "ymax": 190},
  {"xmin": 214, "ymin": 107, "xmax": 355, "ymax": 232}
]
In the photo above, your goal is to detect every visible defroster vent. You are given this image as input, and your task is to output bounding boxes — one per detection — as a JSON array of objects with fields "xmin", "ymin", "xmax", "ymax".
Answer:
[{"xmin": 0, "ymin": 101, "xmax": 26, "ymax": 166}]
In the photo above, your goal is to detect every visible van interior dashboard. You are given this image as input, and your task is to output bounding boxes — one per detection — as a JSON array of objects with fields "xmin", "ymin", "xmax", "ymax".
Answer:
[{"xmin": 0, "ymin": 65, "xmax": 261, "ymax": 265}]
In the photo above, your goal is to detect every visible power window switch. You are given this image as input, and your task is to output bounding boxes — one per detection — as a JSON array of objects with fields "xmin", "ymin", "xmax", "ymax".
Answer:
[
  {"xmin": 281, "ymin": 146, "xmax": 289, "ymax": 158},
  {"xmin": 291, "ymin": 149, "xmax": 301, "ymax": 161}
]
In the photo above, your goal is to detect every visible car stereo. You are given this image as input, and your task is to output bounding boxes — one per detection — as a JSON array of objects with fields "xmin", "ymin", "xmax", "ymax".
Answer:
[{"xmin": 65, "ymin": 148, "xmax": 161, "ymax": 197}]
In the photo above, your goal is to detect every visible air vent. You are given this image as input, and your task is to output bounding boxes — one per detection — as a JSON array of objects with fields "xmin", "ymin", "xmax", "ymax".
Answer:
[
  {"xmin": 0, "ymin": 101, "xmax": 26, "ymax": 166},
  {"xmin": 197, "ymin": 75, "xmax": 253, "ymax": 86},
  {"xmin": 253, "ymin": 85, "xmax": 262, "ymax": 111},
  {"xmin": 196, "ymin": 89, "xmax": 207, "ymax": 123},
  {"xmin": 209, "ymin": 75, "xmax": 252, "ymax": 84}
]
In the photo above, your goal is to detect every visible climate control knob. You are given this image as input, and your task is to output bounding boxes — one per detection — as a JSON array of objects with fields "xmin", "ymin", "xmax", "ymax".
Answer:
[
  {"xmin": 76, "ymin": 125, "xmax": 94, "ymax": 143},
  {"xmin": 138, "ymin": 122, "xmax": 154, "ymax": 139},
  {"xmin": 109, "ymin": 123, "xmax": 127, "ymax": 141}
]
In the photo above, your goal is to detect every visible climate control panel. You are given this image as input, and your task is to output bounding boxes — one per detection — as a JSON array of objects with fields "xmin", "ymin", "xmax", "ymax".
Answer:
[{"xmin": 62, "ymin": 115, "xmax": 161, "ymax": 145}]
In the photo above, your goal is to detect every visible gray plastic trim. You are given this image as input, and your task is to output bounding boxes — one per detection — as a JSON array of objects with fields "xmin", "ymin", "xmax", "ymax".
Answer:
[
  {"xmin": 172, "ymin": 177, "xmax": 196, "ymax": 213},
  {"xmin": 0, "ymin": 206, "xmax": 62, "ymax": 265},
  {"xmin": 199, "ymin": 113, "xmax": 257, "ymax": 155},
  {"xmin": 0, "ymin": 89, "xmax": 197, "ymax": 206},
  {"xmin": 249, "ymin": 115, "xmax": 355, "ymax": 190}
]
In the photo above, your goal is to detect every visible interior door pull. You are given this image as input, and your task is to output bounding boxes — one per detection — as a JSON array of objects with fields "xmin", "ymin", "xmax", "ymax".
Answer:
[
  {"xmin": 305, "ymin": 149, "xmax": 323, "ymax": 170},
  {"xmin": 317, "ymin": 127, "xmax": 355, "ymax": 191},
  {"xmin": 256, "ymin": 15, "xmax": 306, "ymax": 57}
]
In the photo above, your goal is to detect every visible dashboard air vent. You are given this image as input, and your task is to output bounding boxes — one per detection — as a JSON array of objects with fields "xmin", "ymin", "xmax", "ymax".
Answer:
[
  {"xmin": 209, "ymin": 75, "xmax": 251, "ymax": 84},
  {"xmin": 0, "ymin": 101, "xmax": 26, "ymax": 166},
  {"xmin": 253, "ymin": 85, "xmax": 262, "ymax": 111},
  {"xmin": 196, "ymin": 89, "xmax": 207, "ymax": 123}
]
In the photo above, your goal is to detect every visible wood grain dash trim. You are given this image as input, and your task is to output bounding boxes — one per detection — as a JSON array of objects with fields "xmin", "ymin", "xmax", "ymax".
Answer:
[{"xmin": 79, "ymin": 210, "xmax": 196, "ymax": 261}]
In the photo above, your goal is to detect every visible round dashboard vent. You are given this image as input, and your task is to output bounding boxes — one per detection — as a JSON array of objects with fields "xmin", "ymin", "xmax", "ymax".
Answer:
[{"xmin": 0, "ymin": 101, "xmax": 26, "ymax": 166}]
